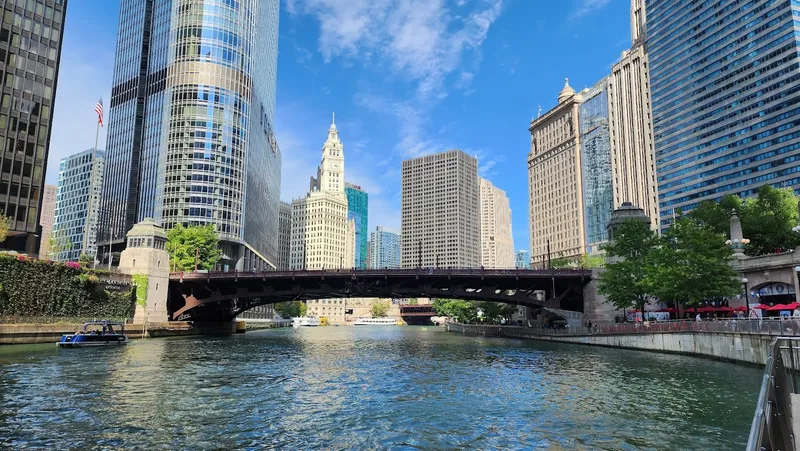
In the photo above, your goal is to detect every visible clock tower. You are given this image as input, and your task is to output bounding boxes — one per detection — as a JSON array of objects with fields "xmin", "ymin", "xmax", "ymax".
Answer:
[{"xmin": 310, "ymin": 113, "xmax": 345, "ymax": 195}]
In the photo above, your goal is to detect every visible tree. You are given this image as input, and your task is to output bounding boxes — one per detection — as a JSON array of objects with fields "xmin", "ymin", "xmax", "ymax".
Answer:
[
  {"xmin": 648, "ymin": 217, "xmax": 742, "ymax": 308},
  {"xmin": 432, "ymin": 298, "xmax": 479, "ymax": 323},
  {"xmin": 550, "ymin": 254, "xmax": 605, "ymax": 269},
  {"xmin": 48, "ymin": 228, "xmax": 74, "ymax": 260},
  {"xmin": 370, "ymin": 300, "xmax": 390, "ymax": 317},
  {"xmin": 688, "ymin": 186, "xmax": 800, "ymax": 256},
  {"xmin": 274, "ymin": 301, "xmax": 306, "ymax": 319},
  {"xmin": 166, "ymin": 224, "xmax": 221, "ymax": 271},
  {"xmin": 0, "ymin": 215, "xmax": 9, "ymax": 243},
  {"xmin": 476, "ymin": 302, "xmax": 517, "ymax": 324},
  {"xmin": 598, "ymin": 219, "xmax": 659, "ymax": 314},
  {"xmin": 78, "ymin": 253, "xmax": 92, "ymax": 268}
]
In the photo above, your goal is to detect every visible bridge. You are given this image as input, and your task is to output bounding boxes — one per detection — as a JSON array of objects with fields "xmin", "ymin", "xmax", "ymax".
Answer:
[
  {"xmin": 167, "ymin": 268, "xmax": 593, "ymax": 322},
  {"xmin": 399, "ymin": 304, "xmax": 437, "ymax": 325}
]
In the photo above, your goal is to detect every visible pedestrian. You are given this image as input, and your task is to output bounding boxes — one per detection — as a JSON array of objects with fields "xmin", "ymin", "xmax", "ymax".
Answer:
[
  {"xmin": 793, "ymin": 306, "xmax": 800, "ymax": 319},
  {"xmin": 695, "ymin": 313, "xmax": 702, "ymax": 322}
]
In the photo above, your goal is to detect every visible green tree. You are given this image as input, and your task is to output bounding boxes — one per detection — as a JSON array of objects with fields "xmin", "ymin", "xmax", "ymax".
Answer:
[
  {"xmin": 688, "ymin": 186, "xmax": 800, "ymax": 256},
  {"xmin": 476, "ymin": 302, "xmax": 517, "ymax": 324},
  {"xmin": 0, "ymin": 215, "xmax": 9, "ymax": 243},
  {"xmin": 166, "ymin": 224, "xmax": 221, "ymax": 271},
  {"xmin": 432, "ymin": 298, "xmax": 479, "ymax": 323},
  {"xmin": 371, "ymin": 299, "xmax": 390, "ymax": 317},
  {"xmin": 598, "ymin": 219, "xmax": 660, "ymax": 314},
  {"xmin": 550, "ymin": 254, "xmax": 605, "ymax": 269},
  {"xmin": 274, "ymin": 301, "xmax": 305, "ymax": 318},
  {"xmin": 78, "ymin": 253, "xmax": 92, "ymax": 268},
  {"xmin": 47, "ymin": 228, "xmax": 73, "ymax": 260},
  {"xmin": 648, "ymin": 217, "xmax": 742, "ymax": 308}
]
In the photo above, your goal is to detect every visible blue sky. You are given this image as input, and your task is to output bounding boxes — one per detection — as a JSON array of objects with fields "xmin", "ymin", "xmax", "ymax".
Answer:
[{"xmin": 50, "ymin": 0, "xmax": 631, "ymax": 252}]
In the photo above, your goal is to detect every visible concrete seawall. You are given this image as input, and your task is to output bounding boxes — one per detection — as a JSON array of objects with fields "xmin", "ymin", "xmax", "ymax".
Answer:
[
  {"xmin": 0, "ymin": 322, "xmax": 204, "ymax": 344},
  {"xmin": 447, "ymin": 323, "xmax": 775, "ymax": 365}
]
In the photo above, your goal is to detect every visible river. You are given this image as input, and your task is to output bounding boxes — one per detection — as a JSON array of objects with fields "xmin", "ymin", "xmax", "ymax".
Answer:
[{"xmin": 0, "ymin": 326, "xmax": 761, "ymax": 450}]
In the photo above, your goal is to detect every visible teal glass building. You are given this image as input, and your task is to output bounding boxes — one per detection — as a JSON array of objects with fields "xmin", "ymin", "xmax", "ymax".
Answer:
[
  {"xmin": 646, "ymin": 0, "xmax": 800, "ymax": 227},
  {"xmin": 99, "ymin": 0, "xmax": 281, "ymax": 269},
  {"xmin": 345, "ymin": 183, "xmax": 368, "ymax": 269}
]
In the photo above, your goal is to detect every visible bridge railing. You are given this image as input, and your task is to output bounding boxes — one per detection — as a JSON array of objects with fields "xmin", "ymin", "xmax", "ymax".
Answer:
[{"xmin": 170, "ymin": 267, "xmax": 592, "ymax": 280}]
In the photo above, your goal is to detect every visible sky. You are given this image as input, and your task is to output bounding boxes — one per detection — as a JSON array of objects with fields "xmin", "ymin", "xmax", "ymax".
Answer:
[{"xmin": 49, "ymin": 0, "xmax": 632, "ymax": 253}]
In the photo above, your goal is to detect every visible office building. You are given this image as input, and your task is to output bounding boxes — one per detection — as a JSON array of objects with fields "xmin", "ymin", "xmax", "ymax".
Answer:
[
  {"xmin": 37, "ymin": 184, "xmax": 56, "ymax": 258},
  {"xmin": 528, "ymin": 79, "xmax": 584, "ymax": 265},
  {"xmin": 646, "ymin": 0, "xmax": 800, "ymax": 227},
  {"xmin": 289, "ymin": 116, "xmax": 349, "ymax": 270},
  {"xmin": 0, "ymin": 0, "xmax": 67, "ymax": 254},
  {"xmin": 369, "ymin": 226, "xmax": 400, "ymax": 269},
  {"xmin": 580, "ymin": 79, "xmax": 613, "ymax": 254},
  {"xmin": 479, "ymin": 178, "xmax": 514, "ymax": 268},
  {"xmin": 345, "ymin": 217, "xmax": 355, "ymax": 269},
  {"xmin": 401, "ymin": 150, "xmax": 480, "ymax": 268},
  {"xmin": 52, "ymin": 149, "xmax": 105, "ymax": 262},
  {"xmin": 98, "ymin": 0, "xmax": 281, "ymax": 269},
  {"xmin": 345, "ymin": 182, "xmax": 368, "ymax": 269},
  {"xmin": 277, "ymin": 201, "xmax": 291, "ymax": 269},
  {"xmin": 515, "ymin": 250, "xmax": 530, "ymax": 269}
]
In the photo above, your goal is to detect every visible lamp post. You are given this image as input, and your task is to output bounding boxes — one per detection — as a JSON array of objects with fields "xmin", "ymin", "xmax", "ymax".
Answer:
[
  {"xmin": 794, "ymin": 266, "xmax": 800, "ymax": 304},
  {"xmin": 741, "ymin": 277, "xmax": 749, "ymax": 317}
]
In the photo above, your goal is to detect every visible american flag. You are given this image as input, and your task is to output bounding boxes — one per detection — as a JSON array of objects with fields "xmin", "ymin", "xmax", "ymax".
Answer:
[{"xmin": 95, "ymin": 97, "xmax": 104, "ymax": 127}]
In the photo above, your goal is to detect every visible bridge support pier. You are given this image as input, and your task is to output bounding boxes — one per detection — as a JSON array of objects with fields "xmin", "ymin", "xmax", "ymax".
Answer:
[{"xmin": 117, "ymin": 219, "xmax": 171, "ymax": 324}]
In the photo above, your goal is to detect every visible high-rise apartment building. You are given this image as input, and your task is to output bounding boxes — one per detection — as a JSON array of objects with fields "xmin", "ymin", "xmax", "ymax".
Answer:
[
  {"xmin": 277, "ymin": 201, "xmax": 291, "ymax": 269},
  {"xmin": 0, "ymin": 0, "xmax": 67, "ymax": 254},
  {"xmin": 401, "ymin": 150, "xmax": 480, "ymax": 268},
  {"xmin": 528, "ymin": 80, "xmax": 584, "ymax": 264},
  {"xmin": 479, "ymin": 178, "xmax": 514, "ymax": 268},
  {"xmin": 52, "ymin": 149, "xmax": 105, "ymax": 262},
  {"xmin": 515, "ymin": 250, "xmax": 530, "ymax": 269},
  {"xmin": 345, "ymin": 182, "xmax": 368, "ymax": 269},
  {"xmin": 646, "ymin": 0, "xmax": 800, "ymax": 227},
  {"xmin": 580, "ymin": 79, "xmax": 613, "ymax": 254},
  {"xmin": 368, "ymin": 226, "xmax": 400, "ymax": 269},
  {"xmin": 98, "ymin": 0, "xmax": 281, "ymax": 269},
  {"xmin": 289, "ymin": 117, "xmax": 349, "ymax": 270},
  {"xmin": 37, "ymin": 184, "xmax": 56, "ymax": 258}
]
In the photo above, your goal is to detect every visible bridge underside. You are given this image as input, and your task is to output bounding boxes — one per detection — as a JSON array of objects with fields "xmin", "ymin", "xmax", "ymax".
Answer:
[{"xmin": 168, "ymin": 271, "xmax": 591, "ymax": 322}]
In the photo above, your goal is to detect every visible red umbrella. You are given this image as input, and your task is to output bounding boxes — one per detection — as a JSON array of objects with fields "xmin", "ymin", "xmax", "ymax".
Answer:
[
  {"xmin": 697, "ymin": 306, "xmax": 716, "ymax": 313},
  {"xmin": 734, "ymin": 306, "xmax": 748, "ymax": 312},
  {"xmin": 684, "ymin": 308, "xmax": 696, "ymax": 313},
  {"xmin": 717, "ymin": 306, "xmax": 735, "ymax": 312},
  {"xmin": 768, "ymin": 304, "xmax": 791, "ymax": 311},
  {"xmin": 630, "ymin": 309, "xmax": 641, "ymax": 313},
  {"xmin": 787, "ymin": 302, "xmax": 800, "ymax": 310},
  {"xmin": 754, "ymin": 304, "xmax": 772, "ymax": 310}
]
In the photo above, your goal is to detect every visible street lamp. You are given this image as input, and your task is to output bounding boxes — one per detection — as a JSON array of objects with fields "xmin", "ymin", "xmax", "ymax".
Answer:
[
  {"xmin": 794, "ymin": 266, "xmax": 800, "ymax": 303},
  {"xmin": 741, "ymin": 277, "xmax": 749, "ymax": 317}
]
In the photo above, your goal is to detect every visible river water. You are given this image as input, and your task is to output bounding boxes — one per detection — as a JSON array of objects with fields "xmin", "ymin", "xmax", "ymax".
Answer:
[{"xmin": 0, "ymin": 327, "xmax": 761, "ymax": 450}]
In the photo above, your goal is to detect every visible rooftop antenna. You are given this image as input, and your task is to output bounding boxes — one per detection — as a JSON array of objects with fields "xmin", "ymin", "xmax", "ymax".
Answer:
[{"xmin": 537, "ymin": 105, "xmax": 542, "ymax": 118}]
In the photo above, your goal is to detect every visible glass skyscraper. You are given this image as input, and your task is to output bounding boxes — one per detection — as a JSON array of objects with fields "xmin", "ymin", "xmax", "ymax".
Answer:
[
  {"xmin": 52, "ymin": 148, "xmax": 104, "ymax": 262},
  {"xmin": 345, "ymin": 182, "xmax": 368, "ymax": 269},
  {"xmin": 99, "ymin": 0, "xmax": 281, "ymax": 270},
  {"xmin": 368, "ymin": 225, "xmax": 400, "ymax": 269},
  {"xmin": 0, "ymin": 0, "xmax": 67, "ymax": 255},
  {"xmin": 646, "ymin": 0, "xmax": 800, "ymax": 226},
  {"xmin": 579, "ymin": 79, "xmax": 613, "ymax": 254}
]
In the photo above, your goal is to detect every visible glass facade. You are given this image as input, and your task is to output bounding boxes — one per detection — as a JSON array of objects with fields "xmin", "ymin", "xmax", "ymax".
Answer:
[
  {"xmin": 646, "ymin": 0, "xmax": 800, "ymax": 226},
  {"xmin": 100, "ymin": 0, "xmax": 281, "ymax": 269},
  {"xmin": 368, "ymin": 226, "xmax": 400, "ymax": 269},
  {"xmin": 52, "ymin": 149, "xmax": 104, "ymax": 262},
  {"xmin": 345, "ymin": 183, "xmax": 368, "ymax": 269},
  {"xmin": 579, "ymin": 79, "xmax": 613, "ymax": 254},
  {"xmin": 0, "ymin": 0, "xmax": 66, "ymax": 254},
  {"xmin": 515, "ymin": 250, "xmax": 529, "ymax": 269}
]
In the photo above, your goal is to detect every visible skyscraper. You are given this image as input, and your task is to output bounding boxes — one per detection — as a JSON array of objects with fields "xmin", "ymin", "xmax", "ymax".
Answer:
[
  {"xmin": 646, "ymin": 0, "xmax": 800, "ymax": 227},
  {"xmin": 38, "ymin": 184, "xmax": 56, "ymax": 258},
  {"xmin": 98, "ymin": 0, "xmax": 281, "ymax": 269},
  {"xmin": 369, "ymin": 225, "xmax": 400, "ymax": 269},
  {"xmin": 528, "ymin": 80, "xmax": 584, "ymax": 265},
  {"xmin": 0, "ymin": 0, "xmax": 67, "ymax": 254},
  {"xmin": 345, "ymin": 182, "xmax": 368, "ymax": 269},
  {"xmin": 290, "ymin": 116, "xmax": 348, "ymax": 270},
  {"xmin": 277, "ymin": 201, "xmax": 291, "ymax": 270},
  {"xmin": 401, "ymin": 150, "xmax": 480, "ymax": 268},
  {"xmin": 515, "ymin": 250, "xmax": 530, "ymax": 269},
  {"xmin": 52, "ymin": 149, "xmax": 105, "ymax": 262},
  {"xmin": 479, "ymin": 178, "xmax": 515, "ymax": 268}
]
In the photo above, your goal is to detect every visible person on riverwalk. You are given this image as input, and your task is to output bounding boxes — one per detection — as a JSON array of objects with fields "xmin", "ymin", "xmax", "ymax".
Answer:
[
  {"xmin": 793, "ymin": 307, "xmax": 800, "ymax": 319},
  {"xmin": 695, "ymin": 314, "xmax": 702, "ymax": 322}
]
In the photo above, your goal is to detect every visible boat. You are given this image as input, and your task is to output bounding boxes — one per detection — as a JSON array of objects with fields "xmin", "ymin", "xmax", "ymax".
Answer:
[
  {"xmin": 292, "ymin": 316, "xmax": 321, "ymax": 327},
  {"xmin": 353, "ymin": 317, "xmax": 398, "ymax": 326},
  {"xmin": 57, "ymin": 321, "xmax": 128, "ymax": 347}
]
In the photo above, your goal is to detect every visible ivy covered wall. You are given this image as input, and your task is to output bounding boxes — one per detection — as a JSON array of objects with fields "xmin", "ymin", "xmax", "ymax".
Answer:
[{"xmin": 0, "ymin": 255, "xmax": 135, "ymax": 319}]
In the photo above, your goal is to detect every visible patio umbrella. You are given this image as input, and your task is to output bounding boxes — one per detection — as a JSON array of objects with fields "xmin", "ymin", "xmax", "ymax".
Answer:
[
  {"xmin": 697, "ymin": 306, "xmax": 716, "ymax": 313},
  {"xmin": 753, "ymin": 304, "xmax": 772, "ymax": 310},
  {"xmin": 768, "ymin": 304, "xmax": 791, "ymax": 311},
  {"xmin": 786, "ymin": 302, "xmax": 800, "ymax": 310},
  {"xmin": 684, "ymin": 308, "xmax": 696, "ymax": 313},
  {"xmin": 734, "ymin": 306, "xmax": 748, "ymax": 312},
  {"xmin": 717, "ymin": 306, "xmax": 735, "ymax": 312}
]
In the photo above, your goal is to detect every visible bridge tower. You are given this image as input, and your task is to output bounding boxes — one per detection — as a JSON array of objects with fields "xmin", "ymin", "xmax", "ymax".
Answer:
[{"xmin": 118, "ymin": 218, "xmax": 171, "ymax": 323}]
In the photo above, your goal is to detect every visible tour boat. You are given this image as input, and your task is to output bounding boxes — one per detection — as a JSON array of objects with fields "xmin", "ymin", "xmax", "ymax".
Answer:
[
  {"xmin": 292, "ymin": 316, "xmax": 321, "ymax": 327},
  {"xmin": 57, "ymin": 321, "xmax": 128, "ymax": 347},
  {"xmin": 353, "ymin": 317, "xmax": 398, "ymax": 326}
]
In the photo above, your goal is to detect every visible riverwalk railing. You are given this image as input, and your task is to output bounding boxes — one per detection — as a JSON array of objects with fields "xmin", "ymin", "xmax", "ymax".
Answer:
[
  {"xmin": 0, "ymin": 315, "xmax": 130, "ymax": 325},
  {"xmin": 452, "ymin": 318, "xmax": 800, "ymax": 337},
  {"xmin": 747, "ymin": 337, "xmax": 800, "ymax": 451}
]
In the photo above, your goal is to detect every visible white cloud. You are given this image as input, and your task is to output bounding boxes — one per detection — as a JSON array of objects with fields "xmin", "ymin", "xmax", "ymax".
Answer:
[
  {"xmin": 288, "ymin": 0, "xmax": 503, "ymax": 97},
  {"xmin": 571, "ymin": 0, "xmax": 611, "ymax": 20}
]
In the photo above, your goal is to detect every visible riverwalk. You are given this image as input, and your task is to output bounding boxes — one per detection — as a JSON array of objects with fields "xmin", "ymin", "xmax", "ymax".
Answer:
[{"xmin": 446, "ymin": 318, "xmax": 800, "ymax": 365}]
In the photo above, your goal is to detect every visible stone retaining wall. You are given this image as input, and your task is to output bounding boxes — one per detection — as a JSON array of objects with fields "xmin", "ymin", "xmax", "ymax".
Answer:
[{"xmin": 0, "ymin": 322, "xmax": 203, "ymax": 344}]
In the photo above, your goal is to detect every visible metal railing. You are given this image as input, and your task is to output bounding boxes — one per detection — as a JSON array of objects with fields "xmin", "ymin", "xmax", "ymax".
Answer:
[
  {"xmin": 0, "ymin": 315, "xmax": 130, "ymax": 325},
  {"xmin": 747, "ymin": 337, "xmax": 800, "ymax": 451},
  {"xmin": 170, "ymin": 267, "xmax": 592, "ymax": 280}
]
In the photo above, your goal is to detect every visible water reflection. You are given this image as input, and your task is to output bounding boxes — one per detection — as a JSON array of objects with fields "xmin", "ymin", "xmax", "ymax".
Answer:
[{"xmin": 0, "ymin": 327, "xmax": 760, "ymax": 450}]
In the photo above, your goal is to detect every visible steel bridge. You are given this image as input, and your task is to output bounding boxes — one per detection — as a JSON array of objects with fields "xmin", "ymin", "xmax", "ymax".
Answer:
[{"xmin": 167, "ymin": 268, "xmax": 593, "ymax": 322}]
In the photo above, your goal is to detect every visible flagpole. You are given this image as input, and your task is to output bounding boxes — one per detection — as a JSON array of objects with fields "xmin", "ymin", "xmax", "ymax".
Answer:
[{"xmin": 81, "ymin": 105, "xmax": 101, "ymax": 258}]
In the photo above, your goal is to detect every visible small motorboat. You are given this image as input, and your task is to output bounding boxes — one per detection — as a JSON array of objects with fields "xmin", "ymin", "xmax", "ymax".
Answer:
[{"xmin": 57, "ymin": 321, "xmax": 128, "ymax": 347}]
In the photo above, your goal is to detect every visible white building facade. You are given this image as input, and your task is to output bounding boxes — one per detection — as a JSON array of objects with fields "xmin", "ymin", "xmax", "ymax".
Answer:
[
  {"xmin": 479, "ymin": 178, "xmax": 515, "ymax": 268},
  {"xmin": 277, "ymin": 201, "xmax": 291, "ymax": 269}
]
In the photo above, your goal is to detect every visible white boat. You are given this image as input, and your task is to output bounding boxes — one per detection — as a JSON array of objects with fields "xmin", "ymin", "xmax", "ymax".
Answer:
[
  {"xmin": 353, "ymin": 317, "xmax": 398, "ymax": 326},
  {"xmin": 292, "ymin": 316, "xmax": 321, "ymax": 327}
]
